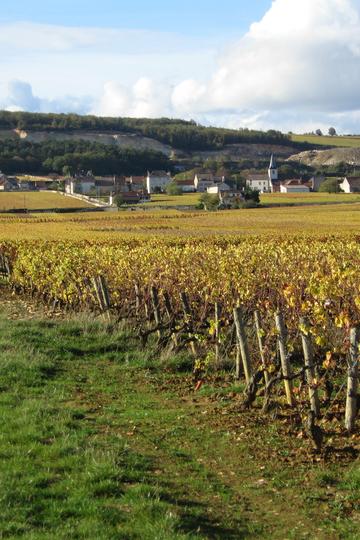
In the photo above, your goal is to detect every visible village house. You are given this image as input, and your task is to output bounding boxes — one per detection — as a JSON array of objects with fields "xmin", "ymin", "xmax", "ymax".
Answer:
[
  {"xmin": 246, "ymin": 154, "xmax": 278, "ymax": 193},
  {"xmin": 340, "ymin": 176, "xmax": 360, "ymax": 193},
  {"xmin": 309, "ymin": 174, "xmax": 325, "ymax": 191},
  {"xmin": 94, "ymin": 177, "xmax": 117, "ymax": 196},
  {"xmin": 16, "ymin": 175, "xmax": 57, "ymax": 191},
  {"xmin": 246, "ymin": 173, "xmax": 270, "ymax": 193},
  {"xmin": 194, "ymin": 172, "xmax": 225, "ymax": 192},
  {"xmin": 65, "ymin": 171, "xmax": 96, "ymax": 195},
  {"xmin": 146, "ymin": 170, "xmax": 172, "ymax": 193},
  {"xmin": 0, "ymin": 173, "xmax": 19, "ymax": 191},
  {"xmin": 207, "ymin": 182, "xmax": 231, "ymax": 195},
  {"xmin": 125, "ymin": 176, "xmax": 146, "ymax": 191},
  {"xmin": 92, "ymin": 176, "xmax": 131, "ymax": 196},
  {"xmin": 7, "ymin": 176, "xmax": 20, "ymax": 190},
  {"xmin": 0, "ymin": 173, "xmax": 10, "ymax": 191},
  {"xmin": 206, "ymin": 182, "xmax": 243, "ymax": 207},
  {"xmin": 118, "ymin": 191, "xmax": 150, "ymax": 204},
  {"xmin": 176, "ymin": 179, "xmax": 196, "ymax": 192},
  {"xmin": 220, "ymin": 189, "xmax": 244, "ymax": 207},
  {"xmin": 280, "ymin": 179, "xmax": 310, "ymax": 193}
]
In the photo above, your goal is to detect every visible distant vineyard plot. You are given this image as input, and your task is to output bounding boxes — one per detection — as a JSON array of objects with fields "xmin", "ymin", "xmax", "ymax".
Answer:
[
  {"xmin": 0, "ymin": 192, "xmax": 94, "ymax": 211},
  {"xmin": 291, "ymin": 133, "xmax": 360, "ymax": 147},
  {"xmin": 2, "ymin": 202, "xmax": 360, "ymax": 240}
]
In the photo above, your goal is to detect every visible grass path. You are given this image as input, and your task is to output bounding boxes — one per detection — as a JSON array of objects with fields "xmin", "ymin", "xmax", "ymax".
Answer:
[{"xmin": 0, "ymin": 305, "xmax": 359, "ymax": 538}]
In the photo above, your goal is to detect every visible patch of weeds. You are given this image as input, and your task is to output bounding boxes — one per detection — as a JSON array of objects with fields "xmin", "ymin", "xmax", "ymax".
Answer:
[
  {"xmin": 316, "ymin": 470, "xmax": 339, "ymax": 487},
  {"xmin": 161, "ymin": 351, "xmax": 194, "ymax": 372},
  {"xmin": 198, "ymin": 382, "xmax": 245, "ymax": 398}
]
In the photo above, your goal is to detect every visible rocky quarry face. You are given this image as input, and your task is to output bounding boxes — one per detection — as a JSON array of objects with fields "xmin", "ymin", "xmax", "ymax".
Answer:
[{"xmin": 287, "ymin": 147, "xmax": 360, "ymax": 167}]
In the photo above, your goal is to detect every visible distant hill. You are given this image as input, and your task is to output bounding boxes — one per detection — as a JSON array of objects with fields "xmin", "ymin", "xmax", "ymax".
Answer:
[
  {"xmin": 6, "ymin": 110, "xmax": 359, "ymax": 175},
  {"xmin": 0, "ymin": 110, "xmax": 293, "ymax": 152},
  {"xmin": 288, "ymin": 146, "xmax": 360, "ymax": 168}
]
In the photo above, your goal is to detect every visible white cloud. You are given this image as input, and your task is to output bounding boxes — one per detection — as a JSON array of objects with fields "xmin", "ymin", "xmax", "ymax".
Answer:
[
  {"xmin": 168, "ymin": 0, "xmax": 360, "ymax": 130},
  {"xmin": 209, "ymin": 0, "xmax": 360, "ymax": 112},
  {"xmin": 94, "ymin": 78, "xmax": 171, "ymax": 118},
  {"xmin": 0, "ymin": 22, "xmax": 210, "ymax": 55},
  {"xmin": 95, "ymin": 82, "xmax": 130, "ymax": 117},
  {"xmin": 171, "ymin": 80, "xmax": 207, "ymax": 115},
  {"xmin": 3, "ymin": 2, "xmax": 360, "ymax": 133},
  {"xmin": 0, "ymin": 21, "xmax": 218, "ymax": 98},
  {"xmin": 1, "ymin": 80, "xmax": 93, "ymax": 114}
]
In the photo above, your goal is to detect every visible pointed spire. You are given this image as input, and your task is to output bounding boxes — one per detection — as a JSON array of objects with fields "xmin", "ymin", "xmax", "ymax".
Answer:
[{"xmin": 269, "ymin": 154, "xmax": 277, "ymax": 169}]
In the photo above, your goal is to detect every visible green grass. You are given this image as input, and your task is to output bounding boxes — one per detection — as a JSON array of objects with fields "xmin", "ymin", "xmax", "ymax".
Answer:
[
  {"xmin": 142, "ymin": 192, "xmax": 360, "ymax": 209},
  {"xmin": 0, "ymin": 311, "xmax": 248, "ymax": 539},
  {"xmin": 0, "ymin": 304, "xmax": 359, "ymax": 539},
  {"xmin": 291, "ymin": 134, "xmax": 360, "ymax": 148},
  {"xmin": 0, "ymin": 192, "xmax": 94, "ymax": 211},
  {"xmin": 261, "ymin": 192, "xmax": 360, "ymax": 205},
  {"xmin": 141, "ymin": 193, "xmax": 200, "ymax": 207}
]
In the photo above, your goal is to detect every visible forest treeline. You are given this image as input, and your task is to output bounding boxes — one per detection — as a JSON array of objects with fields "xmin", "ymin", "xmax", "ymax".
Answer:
[
  {"xmin": 0, "ymin": 111, "xmax": 292, "ymax": 151},
  {"xmin": 0, "ymin": 139, "xmax": 170, "ymax": 175}
]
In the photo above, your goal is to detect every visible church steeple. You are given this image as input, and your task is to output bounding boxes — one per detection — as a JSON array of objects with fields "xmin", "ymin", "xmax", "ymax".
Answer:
[
  {"xmin": 268, "ymin": 153, "xmax": 278, "ymax": 184},
  {"xmin": 269, "ymin": 154, "xmax": 277, "ymax": 170}
]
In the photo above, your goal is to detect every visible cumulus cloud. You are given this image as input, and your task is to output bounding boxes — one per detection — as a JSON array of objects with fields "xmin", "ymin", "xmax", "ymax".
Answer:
[
  {"xmin": 95, "ymin": 82, "xmax": 131, "ymax": 117},
  {"xmin": 5, "ymin": 81, "xmax": 41, "ymax": 112},
  {"xmin": 171, "ymin": 80, "xmax": 207, "ymax": 115},
  {"xmin": 1, "ymin": 80, "xmax": 93, "ymax": 115},
  {"xmin": 173, "ymin": 0, "xmax": 360, "ymax": 128},
  {"xmin": 92, "ymin": 0, "xmax": 360, "ymax": 131},
  {"xmin": 201, "ymin": 0, "xmax": 360, "ymax": 113},
  {"xmin": 94, "ymin": 78, "xmax": 171, "ymax": 118},
  {"xmin": 3, "ymin": 1, "xmax": 360, "ymax": 132}
]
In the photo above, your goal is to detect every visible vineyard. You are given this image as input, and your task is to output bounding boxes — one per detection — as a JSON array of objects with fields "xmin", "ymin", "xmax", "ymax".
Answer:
[
  {"xmin": 3, "ymin": 202, "xmax": 360, "ymax": 241},
  {"xmin": 1, "ymin": 234, "xmax": 360, "ymax": 445}
]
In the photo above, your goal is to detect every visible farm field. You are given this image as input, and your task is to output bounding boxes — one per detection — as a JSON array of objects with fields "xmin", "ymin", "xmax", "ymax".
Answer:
[
  {"xmin": 0, "ymin": 192, "xmax": 94, "ymax": 211},
  {"xmin": 144, "ymin": 193, "xmax": 360, "ymax": 208},
  {"xmin": 291, "ymin": 133, "xmax": 360, "ymax": 147},
  {"xmin": 0, "ymin": 299, "xmax": 359, "ymax": 539},
  {"xmin": 261, "ymin": 192, "xmax": 360, "ymax": 205},
  {"xmin": 2, "ymin": 202, "xmax": 360, "ymax": 240},
  {"xmin": 141, "ymin": 193, "xmax": 200, "ymax": 207},
  {"xmin": 0, "ymin": 192, "xmax": 358, "ymax": 215},
  {"xmin": 147, "ymin": 193, "xmax": 360, "ymax": 209}
]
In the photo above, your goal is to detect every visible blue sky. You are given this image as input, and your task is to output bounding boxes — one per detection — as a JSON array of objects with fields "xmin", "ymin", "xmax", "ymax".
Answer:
[
  {"xmin": 0, "ymin": 0, "xmax": 272, "ymax": 35},
  {"xmin": 1, "ymin": 0, "xmax": 360, "ymax": 133}
]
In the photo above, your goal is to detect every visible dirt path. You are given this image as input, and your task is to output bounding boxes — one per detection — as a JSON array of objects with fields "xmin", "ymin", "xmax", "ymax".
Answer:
[{"xmin": 67, "ymin": 358, "xmax": 349, "ymax": 539}]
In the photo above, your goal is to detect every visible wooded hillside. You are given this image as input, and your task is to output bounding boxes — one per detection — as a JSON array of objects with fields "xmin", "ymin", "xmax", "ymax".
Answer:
[{"xmin": 0, "ymin": 111, "xmax": 292, "ymax": 151}]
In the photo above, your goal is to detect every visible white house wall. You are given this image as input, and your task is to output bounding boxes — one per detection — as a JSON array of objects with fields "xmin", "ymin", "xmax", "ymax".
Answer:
[{"xmin": 340, "ymin": 180, "xmax": 350, "ymax": 193}]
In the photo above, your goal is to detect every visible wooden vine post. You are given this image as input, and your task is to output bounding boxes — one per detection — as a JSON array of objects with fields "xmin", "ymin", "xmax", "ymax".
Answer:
[
  {"xmin": 345, "ymin": 327, "xmax": 359, "ymax": 432},
  {"xmin": 299, "ymin": 317, "xmax": 320, "ymax": 417},
  {"xmin": 275, "ymin": 311, "xmax": 294, "ymax": 406},
  {"xmin": 254, "ymin": 310, "xmax": 269, "ymax": 385},
  {"xmin": 163, "ymin": 291, "xmax": 178, "ymax": 347},
  {"xmin": 180, "ymin": 291, "xmax": 198, "ymax": 357},
  {"xmin": 0, "ymin": 253, "xmax": 10, "ymax": 279},
  {"xmin": 150, "ymin": 286, "xmax": 162, "ymax": 338},
  {"xmin": 214, "ymin": 302, "xmax": 221, "ymax": 365},
  {"xmin": 233, "ymin": 306, "xmax": 252, "ymax": 384},
  {"xmin": 92, "ymin": 275, "xmax": 111, "ymax": 321},
  {"xmin": 143, "ymin": 289, "xmax": 151, "ymax": 327},
  {"xmin": 134, "ymin": 283, "xmax": 140, "ymax": 317}
]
